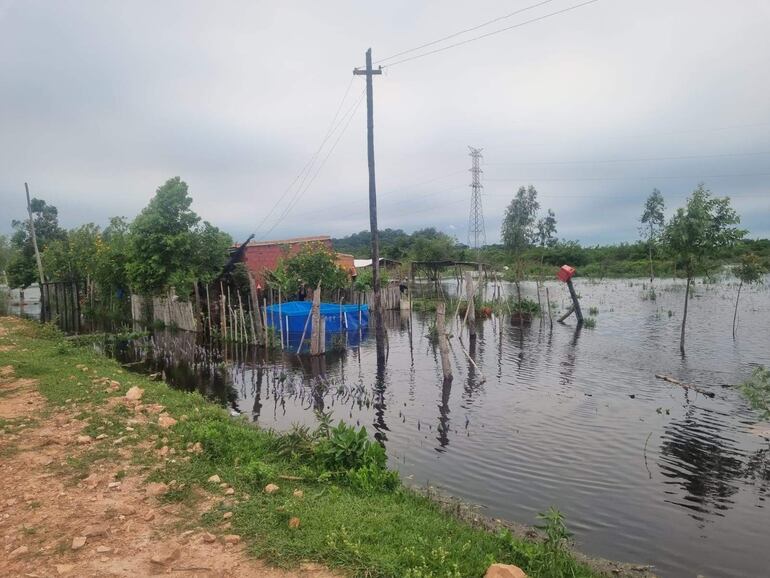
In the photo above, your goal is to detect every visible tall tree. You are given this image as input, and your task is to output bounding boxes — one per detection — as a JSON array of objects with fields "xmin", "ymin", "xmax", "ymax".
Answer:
[
  {"xmin": 640, "ymin": 189, "xmax": 665, "ymax": 283},
  {"xmin": 127, "ymin": 177, "xmax": 202, "ymax": 296},
  {"xmin": 7, "ymin": 197, "xmax": 65, "ymax": 289},
  {"xmin": 0, "ymin": 235, "xmax": 11, "ymax": 279},
  {"xmin": 535, "ymin": 208, "xmax": 557, "ymax": 312},
  {"xmin": 732, "ymin": 253, "xmax": 766, "ymax": 338},
  {"xmin": 663, "ymin": 184, "xmax": 744, "ymax": 355},
  {"xmin": 501, "ymin": 185, "xmax": 540, "ymax": 306}
]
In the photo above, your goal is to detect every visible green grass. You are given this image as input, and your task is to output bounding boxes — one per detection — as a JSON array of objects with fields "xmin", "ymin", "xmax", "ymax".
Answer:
[{"xmin": 0, "ymin": 319, "xmax": 604, "ymax": 578}]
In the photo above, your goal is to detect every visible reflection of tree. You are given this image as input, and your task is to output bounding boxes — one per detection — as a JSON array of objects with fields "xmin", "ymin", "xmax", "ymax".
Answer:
[
  {"xmin": 658, "ymin": 407, "xmax": 744, "ymax": 519},
  {"xmin": 743, "ymin": 445, "xmax": 770, "ymax": 501}
]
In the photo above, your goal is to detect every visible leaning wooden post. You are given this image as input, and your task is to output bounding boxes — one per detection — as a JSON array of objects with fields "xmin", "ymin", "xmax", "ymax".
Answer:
[
  {"xmin": 25, "ymin": 183, "xmax": 47, "ymax": 320},
  {"xmin": 436, "ymin": 302, "xmax": 453, "ymax": 382},
  {"xmin": 557, "ymin": 265, "xmax": 583, "ymax": 324},
  {"xmin": 464, "ymin": 271, "xmax": 476, "ymax": 339},
  {"xmin": 310, "ymin": 281, "xmax": 322, "ymax": 356},
  {"xmin": 246, "ymin": 273, "xmax": 263, "ymax": 345}
]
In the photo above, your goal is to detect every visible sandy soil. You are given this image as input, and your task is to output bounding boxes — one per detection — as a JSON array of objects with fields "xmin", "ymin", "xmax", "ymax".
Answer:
[{"xmin": 0, "ymin": 355, "xmax": 339, "ymax": 578}]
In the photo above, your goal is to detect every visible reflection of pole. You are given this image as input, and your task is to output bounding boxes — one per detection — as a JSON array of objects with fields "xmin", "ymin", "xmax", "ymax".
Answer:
[
  {"xmin": 436, "ymin": 302, "xmax": 453, "ymax": 383},
  {"xmin": 566, "ymin": 278, "xmax": 583, "ymax": 323}
]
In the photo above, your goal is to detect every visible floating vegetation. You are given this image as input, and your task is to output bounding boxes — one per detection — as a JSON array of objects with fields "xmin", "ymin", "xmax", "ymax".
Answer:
[
  {"xmin": 582, "ymin": 317, "xmax": 596, "ymax": 329},
  {"xmin": 588, "ymin": 306, "xmax": 599, "ymax": 316}
]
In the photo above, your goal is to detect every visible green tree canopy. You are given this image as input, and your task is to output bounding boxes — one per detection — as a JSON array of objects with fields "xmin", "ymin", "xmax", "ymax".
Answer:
[
  {"xmin": 663, "ymin": 183, "xmax": 744, "ymax": 353},
  {"xmin": 127, "ymin": 177, "xmax": 230, "ymax": 296},
  {"xmin": 7, "ymin": 197, "xmax": 65, "ymax": 289},
  {"xmin": 270, "ymin": 243, "xmax": 348, "ymax": 296},
  {"xmin": 501, "ymin": 185, "xmax": 540, "ymax": 255}
]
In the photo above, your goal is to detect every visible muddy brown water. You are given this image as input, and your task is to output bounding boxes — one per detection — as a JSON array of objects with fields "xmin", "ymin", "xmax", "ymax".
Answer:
[{"xmin": 103, "ymin": 277, "xmax": 770, "ymax": 578}]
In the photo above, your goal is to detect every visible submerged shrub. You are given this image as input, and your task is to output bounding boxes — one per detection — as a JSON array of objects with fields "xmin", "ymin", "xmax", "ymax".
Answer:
[{"xmin": 741, "ymin": 366, "xmax": 770, "ymax": 419}]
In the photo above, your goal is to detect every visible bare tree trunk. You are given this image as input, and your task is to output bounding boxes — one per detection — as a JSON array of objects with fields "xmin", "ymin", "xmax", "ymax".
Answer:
[
  {"xmin": 732, "ymin": 280, "xmax": 743, "ymax": 339},
  {"xmin": 648, "ymin": 225, "xmax": 655, "ymax": 284},
  {"xmin": 680, "ymin": 276, "xmax": 691, "ymax": 355},
  {"xmin": 464, "ymin": 271, "xmax": 476, "ymax": 340},
  {"xmin": 436, "ymin": 302, "xmax": 452, "ymax": 382}
]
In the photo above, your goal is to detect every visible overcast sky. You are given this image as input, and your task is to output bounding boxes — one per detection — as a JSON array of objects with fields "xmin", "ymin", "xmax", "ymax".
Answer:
[{"xmin": 1, "ymin": 0, "xmax": 768, "ymax": 245}]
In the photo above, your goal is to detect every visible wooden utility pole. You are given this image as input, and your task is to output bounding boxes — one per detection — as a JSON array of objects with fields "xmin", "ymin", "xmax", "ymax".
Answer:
[
  {"xmin": 435, "ymin": 302, "xmax": 453, "ymax": 383},
  {"xmin": 25, "ymin": 183, "xmax": 47, "ymax": 318},
  {"xmin": 25, "ymin": 183, "xmax": 45, "ymax": 286},
  {"xmin": 354, "ymin": 48, "xmax": 385, "ymax": 361}
]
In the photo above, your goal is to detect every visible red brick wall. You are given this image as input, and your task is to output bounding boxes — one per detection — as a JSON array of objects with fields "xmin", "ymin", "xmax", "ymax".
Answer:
[{"xmin": 241, "ymin": 239, "xmax": 334, "ymax": 287}]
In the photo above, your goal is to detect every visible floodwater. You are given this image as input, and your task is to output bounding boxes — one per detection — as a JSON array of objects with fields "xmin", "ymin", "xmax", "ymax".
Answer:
[{"xmin": 104, "ymin": 277, "xmax": 770, "ymax": 578}]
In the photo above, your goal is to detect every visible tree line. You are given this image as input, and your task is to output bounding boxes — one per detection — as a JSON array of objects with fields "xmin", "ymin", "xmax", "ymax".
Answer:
[{"xmin": 1, "ymin": 177, "xmax": 232, "ymax": 322}]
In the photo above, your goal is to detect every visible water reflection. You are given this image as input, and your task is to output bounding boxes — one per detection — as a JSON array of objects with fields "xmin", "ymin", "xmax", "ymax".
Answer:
[
  {"xmin": 659, "ymin": 406, "xmax": 744, "ymax": 521},
  {"xmin": 100, "ymin": 278, "xmax": 770, "ymax": 578}
]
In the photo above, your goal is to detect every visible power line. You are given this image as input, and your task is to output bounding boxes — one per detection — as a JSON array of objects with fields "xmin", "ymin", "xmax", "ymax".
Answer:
[
  {"xmin": 382, "ymin": 0, "xmax": 602, "ymax": 69},
  {"xmin": 376, "ymin": 0, "xmax": 557, "ymax": 65},
  {"xmin": 257, "ymin": 90, "xmax": 366, "ymax": 240},
  {"xmin": 253, "ymin": 77, "xmax": 356, "ymax": 239}
]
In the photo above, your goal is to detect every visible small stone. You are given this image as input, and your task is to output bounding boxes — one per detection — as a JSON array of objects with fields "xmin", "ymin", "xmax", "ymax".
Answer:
[
  {"xmin": 224, "ymin": 534, "xmax": 241, "ymax": 544},
  {"xmin": 83, "ymin": 524, "xmax": 109, "ymax": 537},
  {"xmin": 157, "ymin": 413, "xmax": 177, "ymax": 429},
  {"xmin": 96, "ymin": 545, "xmax": 112, "ymax": 553},
  {"xmin": 71, "ymin": 536, "xmax": 87, "ymax": 550},
  {"xmin": 76, "ymin": 435, "xmax": 92, "ymax": 445},
  {"xmin": 207, "ymin": 474, "xmax": 221, "ymax": 484},
  {"xmin": 125, "ymin": 386, "xmax": 144, "ymax": 401},
  {"xmin": 158, "ymin": 446, "xmax": 169, "ymax": 456},
  {"xmin": 201, "ymin": 532, "xmax": 216, "ymax": 543},
  {"xmin": 143, "ymin": 511, "xmax": 155, "ymax": 521},
  {"xmin": 293, "ymin": 489, "xmax": 304, "ymax": 498},
  {"xmin": 108, "ymin": 482, "xmax": 121, "ymax": 490},
  {"xmin": 484, "ymin": 563, "xmax": 528, "ymax": 578},
  {"xmin": 95, "ymin": 433, "xmax": 108, "ymax": 440},
  {"xmin": 264, "ymin": 483, "xmax": 280, "ymax": 494},
  {"xmin": 224, "ymin": 487, "xmax": 235, "ymax": 495},
  {"xmin": 10, "ymin": 545, "xmax": 29, "ymax": 557},
  {"xmin": 112, "ymin": 436, "xmax": 126, "ymax": 445},
  {"xmin": 55, "ymin": 564, "xmax": 75, "ymax": 575},
  {"xmin": 146, "ymin": 482, "xmax": 168, "ymax": 497},
  {"xmin": 219, "ymin": 482, "xmax": 228, "ymax": 488},
  {"xmin": 222, "ymin": 511, "xmax": 233, "ymax": 519},
  {"xmin": 150, "ymin": 546, "xmax": 180, "ymax": 565},
  {"xmin": 288, "ymin": 516, "xmax": 301, "ymax": 529},
  {"xmin": 221, "ymin": 522, "xmax": 232, "ymax": 530}
]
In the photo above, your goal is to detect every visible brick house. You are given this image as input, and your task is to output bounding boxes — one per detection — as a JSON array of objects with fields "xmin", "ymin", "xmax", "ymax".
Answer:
[{"xmin": 238, "ymin": 235, "xmax": 352, "ymax": 287}]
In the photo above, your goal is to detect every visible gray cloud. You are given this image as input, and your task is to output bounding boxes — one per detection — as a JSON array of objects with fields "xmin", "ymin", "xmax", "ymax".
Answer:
[{"xmin": 2, "ymin": 0, "xmax": 769, "ymax": 244}]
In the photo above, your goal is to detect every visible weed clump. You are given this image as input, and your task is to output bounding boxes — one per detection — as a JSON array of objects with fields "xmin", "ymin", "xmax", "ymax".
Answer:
[{"xmin": 741, "ymin": 366, "xmax": 770, "ymax": 419}]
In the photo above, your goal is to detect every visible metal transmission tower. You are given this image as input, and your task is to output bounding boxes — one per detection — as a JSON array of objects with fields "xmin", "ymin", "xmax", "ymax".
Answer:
[{"xmin": 467, "ymin": 147, "xmax": 485, "ymax": 269}]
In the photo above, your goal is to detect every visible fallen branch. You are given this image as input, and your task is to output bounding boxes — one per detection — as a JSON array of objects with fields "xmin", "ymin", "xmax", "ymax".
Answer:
[{"xmin": 655, "ymin": 374, "xmax": 715, "ymax": 398}]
